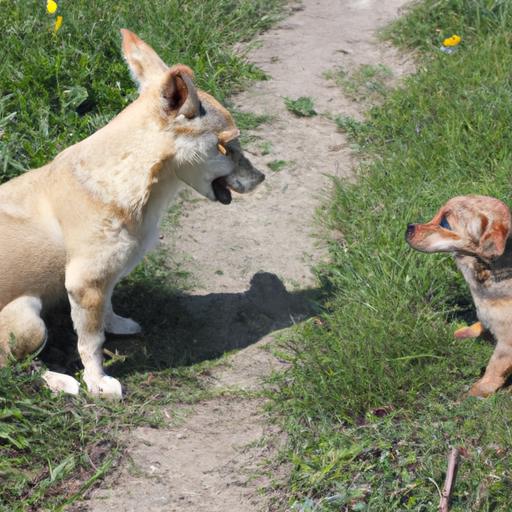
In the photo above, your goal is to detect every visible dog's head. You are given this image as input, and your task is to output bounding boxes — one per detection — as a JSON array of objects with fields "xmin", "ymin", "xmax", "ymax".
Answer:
[
  {"xmin": 405, "ymin": 195, "xmax": 511, "ymax": 261},
  {"xmin": 120, "ymin": 29, "xmax": 264, "ymax": 204}
]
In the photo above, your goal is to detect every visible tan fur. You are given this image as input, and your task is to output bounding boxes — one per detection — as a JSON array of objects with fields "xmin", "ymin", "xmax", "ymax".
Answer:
[
  {"xmin": 405, "ymin": 195, "xmax": 512, "ymax": 396},
  {"xmin": 454, "ymin": 321, "xmax": 483, "ymax": 340},
  {"xmin": 0, "ymin": 30, "xmax": 264, "ymax": 397}
]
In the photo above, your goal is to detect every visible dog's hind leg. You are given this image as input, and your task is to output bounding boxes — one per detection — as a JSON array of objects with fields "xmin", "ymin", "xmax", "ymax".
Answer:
[
  {"xmin": 66, "ymin": 266, "xmax": 123, "ymax": 398},
  {"xmin": 104, "ymin": 282, "xmax": 141, "ymax": 335},
  {"xmin": 0, "ymin": 296, "xmax": 46, "ymax": 365}
]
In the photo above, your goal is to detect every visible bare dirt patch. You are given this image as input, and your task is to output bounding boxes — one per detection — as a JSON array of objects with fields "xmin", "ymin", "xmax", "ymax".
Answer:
[{"xmin": 74, "ymin": 0, "xmax": 413, "ymax": 510}]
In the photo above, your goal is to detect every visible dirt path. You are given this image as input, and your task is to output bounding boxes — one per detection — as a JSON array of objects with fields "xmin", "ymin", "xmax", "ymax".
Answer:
[{"xmin": 79, "ymin": 1, "xmax": 411, "ymax": 510}]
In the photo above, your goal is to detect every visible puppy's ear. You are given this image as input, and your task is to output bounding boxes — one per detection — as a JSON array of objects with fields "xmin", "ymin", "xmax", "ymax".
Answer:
[
  {"xmin": 475, "ymin": 209, "xmax": 511, "ymax": 259},
  {"xmin": 162, "ymin": 65, "xmax": 200, "ymax": 118},
  {"xmin": 121, "ymin": 29, "xmax": 168, "ymax": 90}
]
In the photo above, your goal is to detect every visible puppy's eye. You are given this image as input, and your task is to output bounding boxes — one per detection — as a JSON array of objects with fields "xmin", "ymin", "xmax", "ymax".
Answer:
[{"xmin": 439, "ymin": 216, "xmax": 452, "ymax": 230}]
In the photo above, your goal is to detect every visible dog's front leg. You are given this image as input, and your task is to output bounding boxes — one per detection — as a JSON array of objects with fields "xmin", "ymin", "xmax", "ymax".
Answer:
[
  {"xmin": 66, "ymin": 267, "xmax": 123, "ymax": 398},
  {"xmin": 469, "ymin": 341, "xmax": 512, "ymax": 397}
]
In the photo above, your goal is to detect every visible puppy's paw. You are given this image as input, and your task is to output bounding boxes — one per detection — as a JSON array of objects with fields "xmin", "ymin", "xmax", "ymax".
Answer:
[
  {"xmin": 105, "ymin": 314, "xmax": 141, "ymax": 335},
  {"xmin": 469, "ymin": 379, "xmax": 499, "ymax": 398},
  {"xmin": 454, "ymin": 321, "xmax": 483, "ymax": 340},
  {"xmin": 83, "ymin": 371, "xmax": 123, "ymax": 398}
]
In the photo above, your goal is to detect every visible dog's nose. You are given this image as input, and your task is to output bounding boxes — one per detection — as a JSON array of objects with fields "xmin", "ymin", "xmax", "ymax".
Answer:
[{"xmin": 405, "ymin": 223, "xmax": 416, "ymax": 240}]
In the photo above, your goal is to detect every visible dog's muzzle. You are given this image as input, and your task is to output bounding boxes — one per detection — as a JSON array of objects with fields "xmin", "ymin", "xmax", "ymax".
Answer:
[
  {"xmin": 405, "ymin": 223, "xmax": 416, "ymax": 242},
  {"xmin": 211, "ymin": 162, "xmax": 265, "ymax": 205}
]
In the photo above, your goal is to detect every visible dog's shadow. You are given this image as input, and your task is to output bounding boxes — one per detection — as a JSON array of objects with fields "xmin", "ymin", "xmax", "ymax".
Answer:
[{"xmin": 39, "ymin": 271, "xmax": 316, "ymax": 377}]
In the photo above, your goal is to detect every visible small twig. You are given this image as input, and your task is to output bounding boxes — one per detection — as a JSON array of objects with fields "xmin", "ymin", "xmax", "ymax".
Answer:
[
  {"xmin": 87, "ymin": 453, "xmax": 99, "ymax": 473},
  {"xmin": 440, "ymin": 448, "xmax": 461, "ymax": 512}
]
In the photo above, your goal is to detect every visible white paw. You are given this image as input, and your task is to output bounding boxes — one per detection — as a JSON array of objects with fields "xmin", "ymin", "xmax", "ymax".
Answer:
[
  {"xmin": 105, "ymin": 314, "xmax": 141, "ymax": 335},
  {"xmin": 83, "ymin": 371, "xmax": 123, "ymax": 398},
  {"xmin": 41, "ymin": 371, "xmax": 80, "ymax": 395}
]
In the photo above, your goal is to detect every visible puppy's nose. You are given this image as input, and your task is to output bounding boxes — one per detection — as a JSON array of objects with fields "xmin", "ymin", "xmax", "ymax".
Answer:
[{"xmin": 405, "ymin": 223, "xmax": 416, "ymax": 240}]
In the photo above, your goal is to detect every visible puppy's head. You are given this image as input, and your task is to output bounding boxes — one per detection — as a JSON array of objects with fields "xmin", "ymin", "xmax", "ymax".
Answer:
[{"xmin": 405, "ymin": 195, "xmax": 511, "ymax": 261}]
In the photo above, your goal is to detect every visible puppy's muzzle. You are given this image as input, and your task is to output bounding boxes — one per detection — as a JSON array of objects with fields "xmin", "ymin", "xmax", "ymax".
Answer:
[{"xmin": 405, "ymin": 223, "xmax": 417, "ymax": 243}]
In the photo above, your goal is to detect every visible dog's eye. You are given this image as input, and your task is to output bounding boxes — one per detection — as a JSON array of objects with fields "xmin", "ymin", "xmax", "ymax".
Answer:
[{"xmin": 439, "ymin": 216, "xmax": 452, "ymax": 230}]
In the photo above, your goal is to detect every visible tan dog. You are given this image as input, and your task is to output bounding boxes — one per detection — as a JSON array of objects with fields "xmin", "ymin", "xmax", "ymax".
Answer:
[
  {"xmin": 405, "ymin": 195, "xmax": 512, "ymax": 397},
  {"xmin": 0, "ymin": 29, "xmax": 264, "ymax": 397}
]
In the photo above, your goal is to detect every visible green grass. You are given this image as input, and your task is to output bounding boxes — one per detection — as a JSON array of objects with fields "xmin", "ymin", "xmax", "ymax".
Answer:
[
  {"xmin": 268, "ymin": 159, "xmax": 290, "ymax": 171},
  {"xmin": 231, "ymin": 109, "xmax": 275, "ymax": 147},
  {"xmin": 330, "ymin": 115, "xmax": 367, "ymax": 139},
  {"xmin": 323, "ymin": 63, "xmax": 394, "ymax": 102},
  {"xmin": 0, "ymin": 0, "xmax": 288, "ymax": 509},
  {"xmin": 284, "ymin": 96, "xmax": 318, "ymax": 117},
  {"xmin": 267, "ymin": 0, "xmax": 512, "ymax": 510}
]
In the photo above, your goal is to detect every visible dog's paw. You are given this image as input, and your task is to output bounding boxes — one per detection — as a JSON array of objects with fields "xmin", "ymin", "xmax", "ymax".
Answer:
[
  {"xmin": 105, "ymin": 314, "xmax": 141, "ymax": 335},
  {"xmin": 41, "ymin": 371, "xmax": 80, "ymax": 395},
  {"xmin": 83, "ymin": 371, "xmax": 123, "ymax": 398},
  {"xmin": 469, "ymin": 379, "xmax": 499, "ymax": 398}
]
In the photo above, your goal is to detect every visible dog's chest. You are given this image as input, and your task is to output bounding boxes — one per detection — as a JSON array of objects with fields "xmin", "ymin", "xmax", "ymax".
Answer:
[
  {"xmin": 120, "ymin": 172, "xmax": 183, "ymax": 276},
  {"xmin": 456, "ymin": 254, "xmax": 512, "ymax": 330}
]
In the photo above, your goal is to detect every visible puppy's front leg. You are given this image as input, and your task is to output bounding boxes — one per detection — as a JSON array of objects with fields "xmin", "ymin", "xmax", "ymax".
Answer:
[
  {"xmin": 66, "ymin": 266, "xmax": 123, "ymax": 398},
  {"xmin": 469, "ymin": 341, "xmax": 512, "ymax": 397}
]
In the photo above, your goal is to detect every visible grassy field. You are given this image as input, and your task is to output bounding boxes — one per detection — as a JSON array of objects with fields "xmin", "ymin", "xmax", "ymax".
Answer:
[
  {"xmin": 0, "ymin": 0, "xmax": 286, "ymax": 509},
  {"xmin": 268, "ymin": 0, "xmax": 512, "ymax": 510},
  {"xmin": 5, "ymin": 0, "xmax": 512, "ymax": 510}
]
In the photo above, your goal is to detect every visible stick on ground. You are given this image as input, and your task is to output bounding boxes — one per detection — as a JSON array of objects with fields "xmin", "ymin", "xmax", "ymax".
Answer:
[{"xmin": 439, "ymin": 448, "xmax": 461, "ymax": 512}]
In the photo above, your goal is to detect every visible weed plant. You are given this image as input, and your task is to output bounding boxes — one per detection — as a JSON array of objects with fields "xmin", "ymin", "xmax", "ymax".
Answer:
[
  {"xmin": 268, "ymin": 159, "xmax": 290, "ymax": 171},
  {"xmin": 268, "ymin": 0, "xmax": 512, "ymax": 510},
  {"xmin": 0, "ymin": 0, "xmax": 286, "ymax": 509},
  {"xmin": 284, "ymin": 96, "xmax": 318, "ymax": 117}
]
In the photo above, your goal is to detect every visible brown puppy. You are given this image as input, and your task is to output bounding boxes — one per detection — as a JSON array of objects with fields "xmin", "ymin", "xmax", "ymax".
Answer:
[
  {"xmin": 0, "ymin": 30, "xmax": 264, "ymax": 397},
  {"xmin": 405, "ymin": 195, "xmax": 512, "ymax": 397}
]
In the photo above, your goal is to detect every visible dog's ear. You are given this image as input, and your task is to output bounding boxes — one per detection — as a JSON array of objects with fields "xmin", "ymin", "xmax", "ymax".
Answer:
[
  {"xmin": 121, "ymin": 29, "xmax": 168, "ymax": 90},
  {"xmin": 162, "ymin": 65, "xmax": 200, "ymax": 118},
  {"xmin": 479, "ymin": 219, "xmax": 510, "ymax": 259},
  {"xmin": 473, "ymin": 209, "xmax": 511, "ymax": 259}
]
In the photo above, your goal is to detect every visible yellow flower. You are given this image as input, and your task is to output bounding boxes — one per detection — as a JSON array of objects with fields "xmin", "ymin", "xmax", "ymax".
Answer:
[
  {"xmin": 46, "ymin": 0, "xmax": 58, "ymax": 14},
  {"xmin": 443, "ymin": 34, "xmax": 461, "ymax": 47},
  {"xmin": 54, "ymin": 15, "xmax": 63, "ymax": 31}
]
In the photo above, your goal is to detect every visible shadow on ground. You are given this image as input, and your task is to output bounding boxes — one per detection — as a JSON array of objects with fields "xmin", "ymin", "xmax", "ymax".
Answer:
[{"xmin": 39, "ymin": 271, "xmax": 316, "ymax": 377}]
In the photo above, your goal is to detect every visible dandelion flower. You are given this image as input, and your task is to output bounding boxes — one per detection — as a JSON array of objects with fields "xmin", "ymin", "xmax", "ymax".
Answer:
[
  {"xmin": 443, "ymin": 35, "xmax": 461, "ymax": 47},
  {"xmin": 54, "ymin": 15, "xmax": 63, "ymax": 31},
  {"xmin": 46, "ymin": 0, "xmax": 58, "ymax": 14}
]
